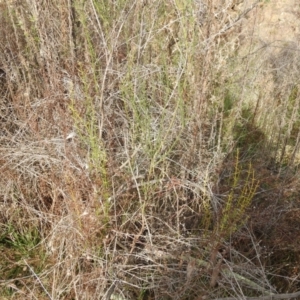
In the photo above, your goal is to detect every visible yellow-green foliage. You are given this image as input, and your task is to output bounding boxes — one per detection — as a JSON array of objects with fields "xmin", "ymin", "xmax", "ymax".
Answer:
[{"xmin": 219, "ymin": 150, "xmax": 259, "ymax": 237}]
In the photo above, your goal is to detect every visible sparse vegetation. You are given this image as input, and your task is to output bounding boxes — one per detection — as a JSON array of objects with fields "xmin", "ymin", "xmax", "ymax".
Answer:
[{"xmin": 1, "ymin": 0, "xmax": 300, "ymax": 299}]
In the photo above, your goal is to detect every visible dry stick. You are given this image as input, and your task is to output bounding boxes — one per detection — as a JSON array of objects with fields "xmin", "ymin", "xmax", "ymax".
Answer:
[
  {"xmin": 109, "ymin": 236, "xmax": 285, "ymax": 299},
  {"xmin": 104, "ymin": 224, "xmax": 146, "ymax": 300},
  {"xmin": 103, "ymin": 281, "xmax": 116, "ymax": 300},
  {"xmin": 195, "ymin": 256, "xmax": 272, "ymax": 295},
  {"xmin": 206, "ymin": 0, "xmax": 259, "ymax": 45},
  {"xmin": 210, "ymin": 257, "xmax": 223, "ymax": 288},
  {"xmin": 214, "ymin": 290, "xmax": 300, "ymax": 300},
  {"xmin": 142, "ymin": 246, "xmax": 274, "ymax": 296},
  {"xmin": 23, "ymin": 259, "xmax": 53, "ymax": 300}
]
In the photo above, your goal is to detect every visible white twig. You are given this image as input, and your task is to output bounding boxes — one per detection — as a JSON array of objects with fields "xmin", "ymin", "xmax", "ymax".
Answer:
[
  {"xmin": 215, "ymin": 290, "xmax": 300, "ymax": 300},
  {"xmin": 23, "ymin": 259, "xmax": 52, "ymax": 300}
]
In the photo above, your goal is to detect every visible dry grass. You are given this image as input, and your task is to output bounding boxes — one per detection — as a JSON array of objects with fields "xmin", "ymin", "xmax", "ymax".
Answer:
[{"xmin": 0, "ymin": 0, "xmax": 300, "ymax": 299}]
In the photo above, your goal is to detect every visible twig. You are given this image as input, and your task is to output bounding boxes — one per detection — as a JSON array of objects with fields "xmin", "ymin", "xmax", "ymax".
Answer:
[
  {"xmin": 214, "ymin": 290, "xmax": 300, "ymax": 300},
  {"xmin": 23, "ymin": 259, "xmax": 52, "ymax": 300},
  {"xmin": 141, "ymin": 246, "xmax": 273, "ymax": 296},
  {"xmin": 103, "ymin": 281, "xmax": 116, "ymax": 300}
]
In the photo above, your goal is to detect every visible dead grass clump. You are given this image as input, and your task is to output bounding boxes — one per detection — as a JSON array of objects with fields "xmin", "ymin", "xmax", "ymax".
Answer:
[{"xmin": 1, "ymin": 0, "xmax": 300, "ymax": 299}]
